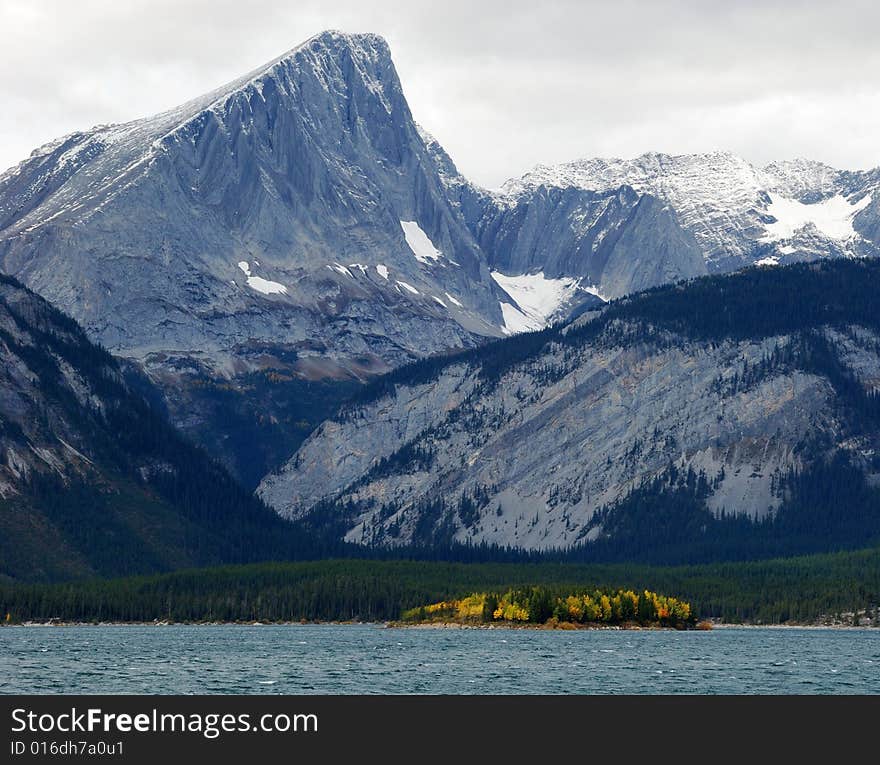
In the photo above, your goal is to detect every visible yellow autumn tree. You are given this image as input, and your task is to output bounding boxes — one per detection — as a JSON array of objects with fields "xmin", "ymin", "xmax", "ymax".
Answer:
[
  {"xmin": 580, "ymin": 595, "xmax": 600, "ymax": 622},
  {"xmin": 564, "ymin": 595, "xmax": 584, "ymax": 621},
  {"xmin": 456, "ymin": 594, "xmax": 485, "ymax": 621},
  {"xmin": 493, "ymin": 591, "xmax": 530, "ymax": 621}
]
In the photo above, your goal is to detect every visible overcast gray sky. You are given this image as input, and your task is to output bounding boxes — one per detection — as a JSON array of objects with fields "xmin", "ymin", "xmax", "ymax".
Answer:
[{"xmin": 2, "ymin": 0, "xmax": 879, "ymax": 187}]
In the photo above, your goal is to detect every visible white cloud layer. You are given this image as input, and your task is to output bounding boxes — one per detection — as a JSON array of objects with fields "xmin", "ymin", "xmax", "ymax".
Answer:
[{"xmin": 1, "ymin": 0, "xmax": 879, "ymax": 187}]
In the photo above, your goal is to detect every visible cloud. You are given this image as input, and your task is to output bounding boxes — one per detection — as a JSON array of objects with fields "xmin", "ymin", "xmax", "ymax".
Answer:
[{"xmin": 1, "ymin": 0, "xmax": 878, "ymax": 186}]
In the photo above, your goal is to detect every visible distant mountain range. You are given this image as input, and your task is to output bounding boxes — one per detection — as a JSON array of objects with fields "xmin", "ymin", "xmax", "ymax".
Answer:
[
  {"xmin": 1, "ymin": 30, "xmax": 879, "ymax": 576},
  {"xmin": 490, "ymin": 153, "xmax": 879, "ymax": 276},
  {"xmin": 2, "ymin": 31, "xmax": 877, "ymax": 369}
]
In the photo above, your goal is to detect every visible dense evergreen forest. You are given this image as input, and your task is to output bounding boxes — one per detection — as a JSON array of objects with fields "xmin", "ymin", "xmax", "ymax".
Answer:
[
  {"xmin": 3, "ymin": 547, "xmax": 880, "ymax": 625},
  {"xmin": 346, "ymin": 259, "xmax": 880, "ymax": 408}
]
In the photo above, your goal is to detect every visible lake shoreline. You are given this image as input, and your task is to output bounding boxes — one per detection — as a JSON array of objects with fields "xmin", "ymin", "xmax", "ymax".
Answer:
[{"xmin": 388, "ymin": 621, "xmax": 689, "ymax": 631}]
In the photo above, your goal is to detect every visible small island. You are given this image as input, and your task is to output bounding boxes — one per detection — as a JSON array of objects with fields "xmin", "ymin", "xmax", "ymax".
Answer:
[{"xmin": 400, "ymin": 587, "xmax": 702, "ymax": 630}]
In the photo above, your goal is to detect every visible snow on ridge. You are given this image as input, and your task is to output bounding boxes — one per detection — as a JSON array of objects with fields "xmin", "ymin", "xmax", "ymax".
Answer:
[
  {"xmin": 494, "ymin": 152, "xmax": 769, "ymax": 264},
  {"xmin": 237, "ymin": 261, "xmax": 288, "ymax": 295},
  {"xmin": 498, "ymin": 151, "xmax": 758, "ymax": 198},
  {"xmin": 156, "ymin": 31, "xmax": 392, "ymax": 145},
  {"xmin": 491, "ymin": 271, "xmax": 579, "ymax": 333},
  {"xmin": 580, "ymin": 284, "xmax": 609, "ymax": 303},
  {"xmin": 759, "ymin": 158, "xmax": 842, "ymax": 198},
  {"xmin": 375, "ymin": 264, "xmax": 389, "ymax": 280},
  {"xmin": 400, "ymin": 220, "xmax": 442, "ymax": 264},
  {"xmin": 396, "ymin": 280, "xmax": 420, "ymax": 295},
  {"xmin": 1, "ymin": 31, "xmax": 397, "ymax": 235},
  {"xmin": 494, "ymin": 152, "xmax": 879, "ymax": 267},
  {"xmin": 760, "ymin": 192, "xmax": 872, "ymax": 243},
  {"xmin": 445, "ymin": 292, "xmax": 463, "ymax": 308},
  {"xmin": 330, "ymin": 263, "xmax": 354, "ymax": 278}
]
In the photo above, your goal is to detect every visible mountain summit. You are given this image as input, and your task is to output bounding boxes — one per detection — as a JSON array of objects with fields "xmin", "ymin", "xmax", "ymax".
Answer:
[
  {"xmin": 492, "ymin": 151, "xmax": 878, "ymax": 273},
  {"xmin": 0, "ymin": 31, "xmax": 507, "ymax": 377}
]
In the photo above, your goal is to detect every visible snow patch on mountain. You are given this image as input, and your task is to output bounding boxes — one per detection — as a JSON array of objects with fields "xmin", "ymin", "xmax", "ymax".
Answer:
[
  {"xmin": 237, "ymin": 261, "xmax": 288, "ymax": 295},
  {"xmin": 580, "ymin": 284, "xmax": 609, "ymax": 302},
  {"xmin": 491, "ymin": 271, "xmax": 579, "ymax": 332},
  {"xmin": 400, "ymin": 220, "xmax": 442, "ymax": 264},
  {"xmin": 330, "ymin": 263, "xmax": 354, "ymax": 278},
  {"xmin": 760, "ymin": 193, "xmax": 872, "ymax": 243},
  {"xmin": 498, "ymin": 303, "xmax": 541, "ymax": 334}
]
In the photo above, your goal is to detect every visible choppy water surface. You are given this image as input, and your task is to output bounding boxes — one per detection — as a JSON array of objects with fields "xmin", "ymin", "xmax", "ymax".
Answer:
[{"xmin": 2, "ymin": 625, "xmax": 878, "ymax": 694}]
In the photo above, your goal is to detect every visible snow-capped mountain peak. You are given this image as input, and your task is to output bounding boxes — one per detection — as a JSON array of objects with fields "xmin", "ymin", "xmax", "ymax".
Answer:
[
  {"xmin": 0, "ymin": 30, "xmax": 509, "ymax": 378},
  {"xmin": 492, "ymin": 150, "xmax": 879, "ymax": 271},
  {"xmin": 0, "ymin": 31, "xmax": 400, "ymax": 237}
]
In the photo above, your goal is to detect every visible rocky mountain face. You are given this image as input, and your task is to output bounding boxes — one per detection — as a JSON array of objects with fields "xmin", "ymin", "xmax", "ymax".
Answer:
[
  {"xmin": 0, "ymin": 31, "xmax": 518, "ymax": 484},
  {"xmin": 258, "ymin": 260, "xmax": 880, "ymax": 560},
  {"xmin": 0, "ymin": 32, "xmax": 510, "ymax": 374},
  {"xmin": 8, "ymin": 32, "xmax": 874, "ymax": 365},
  {"xmin": 429, "ymin": 138, "xmax": 707, "ymax": 305},
  {"xmin": 2, "ymin": 29, "xmax": 879, "ymax": 495},
  {"xmin": 428, "ymin": 131, "xmax": 880, "ymax": 321},
  {"xmin": 0, "ymin": 274, "xmax": 326, "ymax": 581},
  {"xmin": 483, "ymin": 152, "xmax": 880, "ymax": 285}
]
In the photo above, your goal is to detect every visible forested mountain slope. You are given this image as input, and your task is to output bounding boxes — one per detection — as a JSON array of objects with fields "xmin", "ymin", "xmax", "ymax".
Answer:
[
  {"xmin": 0, "ymin": 275, "xmax": 329, "ymax": 581},
  {"xmin": 260, "ymin": 260, "xmax": 880, "ymax": 562}
]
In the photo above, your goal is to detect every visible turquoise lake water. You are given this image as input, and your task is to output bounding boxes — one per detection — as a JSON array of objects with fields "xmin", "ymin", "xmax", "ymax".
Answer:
[{"xmin": 2, "ymin": 624, "xmax": 878, "ymax": 694}]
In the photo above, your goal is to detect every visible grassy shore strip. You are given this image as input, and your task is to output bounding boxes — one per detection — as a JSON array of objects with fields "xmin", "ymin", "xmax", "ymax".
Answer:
[{"xmin": 2, "ymin": 546, "xmax": 880, "ymax": 625}]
